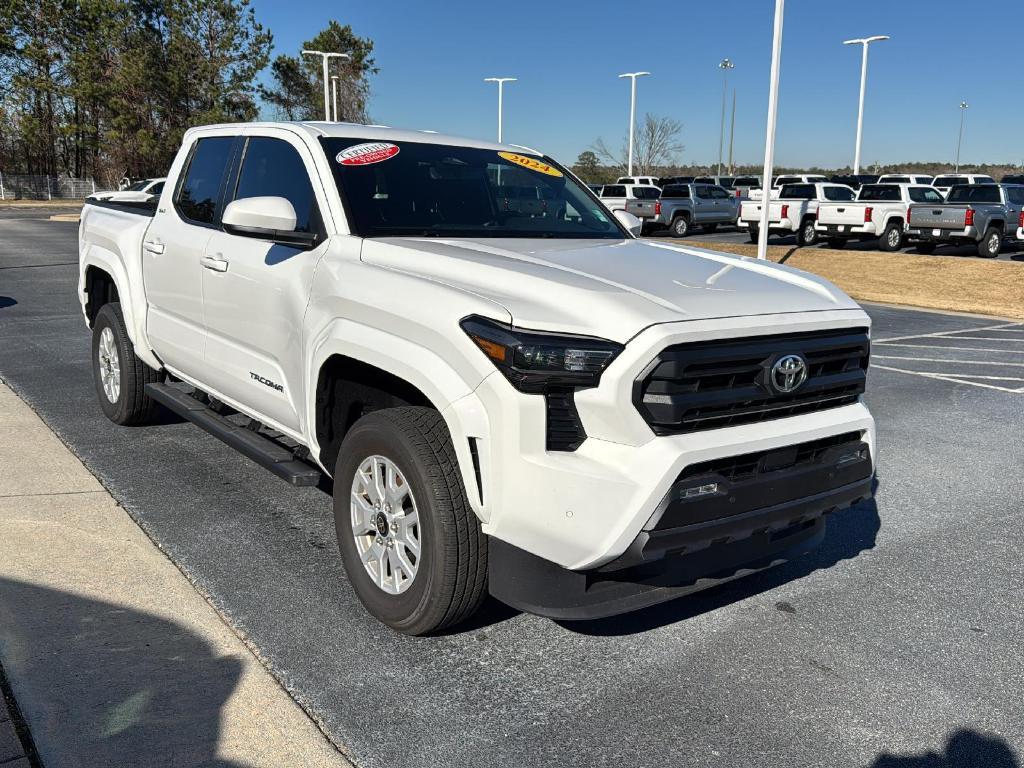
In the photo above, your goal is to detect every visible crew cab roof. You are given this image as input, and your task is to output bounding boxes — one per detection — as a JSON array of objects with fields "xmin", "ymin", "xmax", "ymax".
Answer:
[{"xmin": 181, "ymin": 120, "xmax": 539, "ymax": 156}]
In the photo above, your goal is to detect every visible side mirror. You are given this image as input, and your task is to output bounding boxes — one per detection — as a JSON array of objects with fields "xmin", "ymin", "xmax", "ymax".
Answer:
[
  {"xmin": 222, "ymin": 196, "xmax": 316, "ymax": 248},
  {"xmin": 614, "ymin": 209, "xmax": 643, "ymax": 237}
]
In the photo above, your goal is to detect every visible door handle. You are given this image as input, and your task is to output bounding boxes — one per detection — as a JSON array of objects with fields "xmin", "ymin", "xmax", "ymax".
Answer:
[
  {"xmin": 200, "ymin": 255, "xmax": 229, "ymax": 273},
  {"xmin": 143, "ymin": 241, "xmax": 164, "ymax": 254}
]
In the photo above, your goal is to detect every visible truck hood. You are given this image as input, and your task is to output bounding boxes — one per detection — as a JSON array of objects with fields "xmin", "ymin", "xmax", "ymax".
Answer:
[{"xmin": 361, "ymin": 237, "xmax": 861, "ymax": 342}]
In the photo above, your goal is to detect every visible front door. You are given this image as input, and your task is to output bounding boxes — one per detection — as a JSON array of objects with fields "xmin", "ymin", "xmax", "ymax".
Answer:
[
  {"xmin": 200, "ymin": 134, "xmax": 330, "ymax": 433},
  {"xmin": 143, "ymin": 135, "xmax": 236, "ymax": 375}
]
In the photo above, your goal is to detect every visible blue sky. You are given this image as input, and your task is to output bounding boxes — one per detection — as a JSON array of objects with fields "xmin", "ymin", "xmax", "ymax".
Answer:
[{"xmin": 249, "ymin": 0, "xmax": 1021, "ymax": 169}]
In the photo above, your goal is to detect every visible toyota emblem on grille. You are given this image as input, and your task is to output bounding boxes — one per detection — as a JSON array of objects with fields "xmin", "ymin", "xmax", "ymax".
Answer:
[{"xmin": 771, "ymin": 354, "xmax": 808, "ymax": 393}]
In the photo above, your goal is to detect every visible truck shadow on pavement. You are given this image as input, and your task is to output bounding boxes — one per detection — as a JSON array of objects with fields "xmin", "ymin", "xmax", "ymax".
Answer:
[
  {"xmin": 869, "ymin": 729, "xmax": 1019, "ymax": 767},
  {"xmin": 0, "ymin": 296, "xmax": 17, "ymax": 309},
  {"xmin": 556, "ymin": 478, "xmax": 882, "ymax": 636},
  {"xmin": 0, "ymin": 578, "xmax": 247, "ymax": 767}
]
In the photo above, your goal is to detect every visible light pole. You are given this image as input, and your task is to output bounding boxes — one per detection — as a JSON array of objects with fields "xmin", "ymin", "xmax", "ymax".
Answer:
[
  {"xmin": 843, "ymin": 35, "xmax": 889, "ymax": 175},
  {"xmin": 955, "ymin": 101, "xmax": 968, "ymax": 172},
  {"xmin": 483, "ymin": 77, "xmax": 517, "ymax": 143},
  {"xmin": 757, "ymin": 0, "xmax": 785, "ymax": 261},
  {"xmin": 301, "ymin": 50, "xmax": 350, "ymax": 121},
  {"xmin": 330, "ymin": 76, "xmax": 339, "ymax": 121},
  {"xmin": 717, "ymin": 58, "xmax": 734, "ymax": 177},
  {"xmin": 618, "ymin": 71, "xmax": 650, "ymax": 176},
  {"xmin": 727, "ymin": 88, "xmax": 737, "ymax": 174}
]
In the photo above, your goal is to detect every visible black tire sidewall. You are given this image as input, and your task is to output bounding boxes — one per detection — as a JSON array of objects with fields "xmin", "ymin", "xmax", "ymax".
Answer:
[
  {"xmin": 881, "ymin": 223, "xmax": 902, "ymax": 251},
  {"xmin": 672, "ymin": 216, "xmax": 689, "ymax": 237},
  {"xmin": 333, "ymin": 414, "xmax": 448, "ymax": 632},
  {"xmin": 979, "ymin": 229, "xmax": 1000, "ymax": 257},
  {"xmin": 92, "ymin": 304, "xmax": 129, "ymax": 423},
  {"xmin": 800, "ymin": 220, "xmax": 816, "ymax": 246}
]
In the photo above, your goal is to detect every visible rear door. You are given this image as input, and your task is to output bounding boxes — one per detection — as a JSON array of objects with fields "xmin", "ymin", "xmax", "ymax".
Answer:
[
  {"xmin": 693, "ymin": 185, "xmax": 717, "ymax": 222},
  {"xmin": 709, "ymin": 186, "xmax": 736, "ymax": 221},
  {"xmin": 200, "ymin": 131, "xmax": 332, "ymax": 432},
  {"xmin": 143, "ymin": 134, "xmax": 237, "ymax": 375}
]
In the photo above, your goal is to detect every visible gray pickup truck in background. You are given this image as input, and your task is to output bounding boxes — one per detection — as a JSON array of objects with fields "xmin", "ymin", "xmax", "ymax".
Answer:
[
  {"xmin": 648, "ymin": 183, "xmax": 739, "ymax": 237},
  {"xmin": 906, "ymin": 184, "xmax": 1024, "ymax": 257}
]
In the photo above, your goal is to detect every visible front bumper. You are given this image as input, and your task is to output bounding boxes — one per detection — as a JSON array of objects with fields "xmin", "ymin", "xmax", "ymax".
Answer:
[
  {"xmin": 448, "ymin": 311, "xmax": 876, "ymax": 572},
  {"xmin": 489, "ymin": 456, "xmax": 873, "ymax": 620}
]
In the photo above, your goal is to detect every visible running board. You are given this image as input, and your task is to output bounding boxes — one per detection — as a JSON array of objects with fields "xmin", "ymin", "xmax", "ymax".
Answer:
[{"xmin": 145, "ymin": 383, "xmax": 322, "ymax": 487}]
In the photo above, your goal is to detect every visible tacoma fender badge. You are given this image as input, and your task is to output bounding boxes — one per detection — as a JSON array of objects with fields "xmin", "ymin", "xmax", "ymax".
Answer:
[{"xmin": 250, "ymin": 372, "xmax": 284, "ymax": 392}]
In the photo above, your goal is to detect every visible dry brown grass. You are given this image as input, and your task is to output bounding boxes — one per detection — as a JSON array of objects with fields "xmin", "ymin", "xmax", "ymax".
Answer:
[{"xmin": 684, "ymin": 241, "xmax": 1024, "ymax": 319}]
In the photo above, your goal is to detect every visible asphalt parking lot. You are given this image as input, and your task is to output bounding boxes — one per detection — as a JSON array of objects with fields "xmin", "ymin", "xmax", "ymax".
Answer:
[
  {"xmin": 651, "ymin": 224, "xmax": 1024, "ymax": 262},
  {"xmin": 1, "ymin": 215, "xmax": 1022, "ymax": 767}
]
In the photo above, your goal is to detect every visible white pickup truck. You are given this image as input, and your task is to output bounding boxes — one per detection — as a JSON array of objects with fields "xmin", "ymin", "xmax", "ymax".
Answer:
[
  {"xmin": 740, "ymin": 182, "xmax": 855, "ymax": 246},
  {"xmin": 815, "ymin": 183, "xmax": 944, "ymax": 250},
  {"xmin": 78, "ymin": 121, "xmax": 875, "ymax": 634},
  {"xmin": 598, "ymin": 183, "xmax": 661, "ymax": 223}
]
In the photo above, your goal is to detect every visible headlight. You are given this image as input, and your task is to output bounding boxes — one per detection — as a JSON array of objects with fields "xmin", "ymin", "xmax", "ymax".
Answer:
[{"xmin": 460, "ymin": 315, "xmax": 623, "ymax": 393}]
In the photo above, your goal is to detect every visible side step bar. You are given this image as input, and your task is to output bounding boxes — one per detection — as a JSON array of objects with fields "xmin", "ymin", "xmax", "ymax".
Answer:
[{"xmin": 145, "ymin": 383, "xmax": 322, "ymax": 487}]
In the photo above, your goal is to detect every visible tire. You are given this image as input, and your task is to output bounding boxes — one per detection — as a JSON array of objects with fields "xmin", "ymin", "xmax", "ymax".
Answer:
[
  {"xmin": 703, "ymin": 223, "xmax": 718, "ymax": 234},
  {"xmin": 333, "ymin": 407, "xmax": 487, "ymax": 635},
  {"xmin": 91, "ymin": 302, "xmax": 162, "ymax": 425},
  {"xmin": 914, "ymin": 243, "xmax": 937, "ymax": 255},
  {"xmin": 977, "ymin": 227, "xmax": 1002, "ymax": 258},
  {"xmin": 826, "ymin": 238, "xmax": 846, "ymax": 249},
  {"xmin": 748, "ymin": 226, "xmax": 759, "ymax": 244},
  {"xmin": 796, "ymin": 218, "xmax": 818, "ymax": 247},
  {"xmin": 880, "ymin": 221, "xmax": 903, "ymax": 252},
  {"xmin": 670, "ymin": 215, "xmax": 690, "ymax": 237}
]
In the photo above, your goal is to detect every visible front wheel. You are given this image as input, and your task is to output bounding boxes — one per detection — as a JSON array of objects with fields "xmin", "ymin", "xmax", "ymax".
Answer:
[
  {"xmin": 796, "ymin": 219, "xmax": 818, "ymax": 247},
  {"xmin": 977, "ymin": 228, "xmax": 1002, "ymax": 258},
  {"xmin": 91, "ymin": 302, "xmax": 163, "ymax": 425},
  {"xmin": 333, "ymin": 407, "xmax": 487, "ymax": 635}
]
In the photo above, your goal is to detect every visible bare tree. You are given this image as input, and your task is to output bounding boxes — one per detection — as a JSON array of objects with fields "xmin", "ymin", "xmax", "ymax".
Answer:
[{"xmin": 592, "ymin": 114, "xmax": 684, "ymax": 175}]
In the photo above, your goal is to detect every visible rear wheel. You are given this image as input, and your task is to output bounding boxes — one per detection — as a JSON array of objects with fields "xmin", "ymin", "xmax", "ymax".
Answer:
[
  {"xmin": 748, "ymin": 226, "xmax": 759, "ymax": 244},
  {"xmin": 914, "ymin": 243, "xmax": 937, "ymax": 255},
  {"xmin": 670, "ymin": 215, "xmax": 690, "ymax": 237},
  {"xmin": 333, "ymin": 407, "xmax": 487, "ymax": 635},
  {"xmin": 796, "ymin": 218, "xmax": 818, "ymax": 247},
  {"xmin": 977, "ymin": 227, "xmax": 1002, "ymax": 258},
  {"xmin": 91, "ymin": 302, "xmax": 162, "ymax": 425},
  {"xmin": 880, "ymin": 221, "xmax": 903, "ymax": 251}
]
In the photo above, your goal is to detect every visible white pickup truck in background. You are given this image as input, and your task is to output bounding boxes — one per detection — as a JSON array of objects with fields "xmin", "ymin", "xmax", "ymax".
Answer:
[
  {"xmin": 930, "ymin": 173, "xmax": 996, "ymax": 197},
  {"xmin": 77, "ymin": 121, "xmax": 875, "ymax": 635},
  {"xmin": 815, "ymin": 183, "xmax": 944, "ymax": 250},
  {"xmin": 749, "ymin": 174, "xmax": 829, "ymax": 200},
  {"xmin": 598, "ymin": 183, "xmax": 661, "ymax": 222},
  {"xmin": 740, "ymin": 182, "xmax": 855, "ymax": 246}
]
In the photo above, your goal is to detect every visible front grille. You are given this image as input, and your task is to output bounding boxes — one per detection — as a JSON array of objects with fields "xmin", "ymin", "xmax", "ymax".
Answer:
[
  {"xmin": 677, "ymin": 431, "xmax": 864, "ymax": 484},
  {"xmin": 634, "ymin": 328, "xmax": 869, "ymax": 434}
]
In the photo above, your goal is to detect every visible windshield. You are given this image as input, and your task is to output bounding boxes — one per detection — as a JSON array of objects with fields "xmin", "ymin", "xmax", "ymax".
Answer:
[
  {"xmin": 321, "ymin": 138, "xmax": 625, "ymax": 239},
  {"xmin": 947, "ymin": 185, "xmax": 1000, "ymax": 203},
  {"xmin": 125, "ymin": 180, "xmax": 150, "ymax": 191}
]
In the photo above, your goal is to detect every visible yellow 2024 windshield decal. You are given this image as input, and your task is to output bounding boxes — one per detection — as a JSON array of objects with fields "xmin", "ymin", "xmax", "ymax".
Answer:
[{"xmin": 497, "ymin": 151, "xmax": 563, "ymax": 177}]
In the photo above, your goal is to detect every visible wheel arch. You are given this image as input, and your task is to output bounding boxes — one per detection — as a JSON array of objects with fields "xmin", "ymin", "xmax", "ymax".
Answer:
[{"xmin": 307, "ymin": 324, "xmax": 492, "ymax": 521}]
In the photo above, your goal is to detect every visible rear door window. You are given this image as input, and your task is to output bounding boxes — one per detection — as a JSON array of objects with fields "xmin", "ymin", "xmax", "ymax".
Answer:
[
  {"xmin": 175, "ymin": 136, "xmax": 236, "ymax": 225},
  {"xmin": 695, "ymin": 186, "xmax": 715, "ymax": 199},
  {"xmin": 232, "ymin": 136, "xmax": 321, "ymax": 234}
]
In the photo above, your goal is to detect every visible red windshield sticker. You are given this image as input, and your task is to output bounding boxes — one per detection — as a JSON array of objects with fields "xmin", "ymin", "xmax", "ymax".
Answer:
[{"xmin": 336, "ymin": 142, "xmax": 400, "ymax": 166}]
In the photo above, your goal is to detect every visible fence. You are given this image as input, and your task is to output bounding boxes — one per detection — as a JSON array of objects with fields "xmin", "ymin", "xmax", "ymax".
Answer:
[{"xmin": 0, "ymin": 173, "xmax": 115, "ymax": 200}]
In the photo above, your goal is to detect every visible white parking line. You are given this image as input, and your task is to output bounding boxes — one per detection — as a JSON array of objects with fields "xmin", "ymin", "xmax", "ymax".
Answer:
[
  {"xmin": 873, "ymin": 365, "xmax": 1024, "ymax": 394},
  {"xmin": 873, "ymin": 355, "xmax": 1024, "ymax": 367},
  {"xmin": 873, "ymin": 343, "xmax": 1024, "ymax": 354},
  {"xmin": 933, "ymin": 335, "xmax": 1024, "ymax": 342},
  {"xmin": 874, "ymin": 323, "xmax": 1023, "ymax": 343}
]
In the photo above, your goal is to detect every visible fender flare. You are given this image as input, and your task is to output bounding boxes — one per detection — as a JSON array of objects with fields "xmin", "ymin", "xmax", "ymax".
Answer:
[{"xmin": 306, "ymin": 319, "xmax": 493, "ymax": 521}]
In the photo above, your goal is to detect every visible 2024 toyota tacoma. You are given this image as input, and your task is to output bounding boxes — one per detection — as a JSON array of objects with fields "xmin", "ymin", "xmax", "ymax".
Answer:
[{"xmin": 78, "ymin": 122, "xmax": 875, "ymax": 635}]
